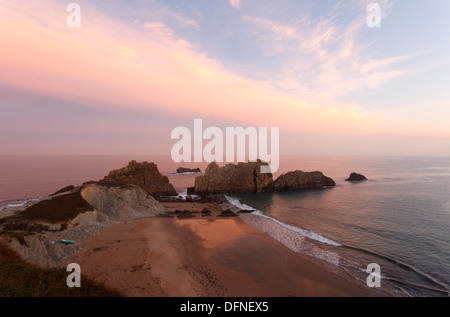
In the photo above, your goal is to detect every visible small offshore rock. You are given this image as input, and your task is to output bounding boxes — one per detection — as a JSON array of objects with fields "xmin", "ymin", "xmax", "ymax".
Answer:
[{"xmin": 345, "ymin": 172, "xmax": 368, "ymax": 182}]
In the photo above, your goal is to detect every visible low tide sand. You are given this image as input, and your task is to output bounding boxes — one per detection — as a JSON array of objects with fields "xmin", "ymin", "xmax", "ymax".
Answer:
[{"xmin": 65, "ymin": 202, "xmax": 382, "ymax": 297}]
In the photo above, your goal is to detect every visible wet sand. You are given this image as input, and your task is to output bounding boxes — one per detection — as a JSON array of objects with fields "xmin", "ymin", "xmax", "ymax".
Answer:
[{"xmin": 65, "ymin": 202, "xmax": 382, "ymax": 297}]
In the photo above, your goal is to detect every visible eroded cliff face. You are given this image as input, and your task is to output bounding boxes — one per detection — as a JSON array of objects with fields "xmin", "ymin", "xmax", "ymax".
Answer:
[
  {"xmin": 1, "ymin": 234, "xmax": 56, "ymax": 268},
  {"xmin": 193, "ymin": 160, "xmax": 273, "ymax": 194},
  {"xmin": 100, "ymin": 160, "xmax": 177, "ymax": 197},
  {"xmin": 268, "ymin": 170, "xmax": 336, "ymax": 191},
  {"xmin": 80, "ymin": 183, "xmax": 166, "ymax": 219},
  {"xmin": 0, "ymin": 178, "xmax": 168, "ymax": 269}
]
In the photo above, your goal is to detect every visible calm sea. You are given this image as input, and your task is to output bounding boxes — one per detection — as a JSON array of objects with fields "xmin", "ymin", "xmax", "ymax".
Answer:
[
  {"xmin": 1, "ymin": 155, "xmax": 449, "ymax": 296},
  {"xmin": 228, "ymin": 156, "xmax": 450, "ymax": 297}
]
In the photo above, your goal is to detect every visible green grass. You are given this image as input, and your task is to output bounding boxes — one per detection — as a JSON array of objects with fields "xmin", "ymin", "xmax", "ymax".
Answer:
[{"xmin": 0, "ymin": 243, "xmax": 123, "ymax": 297}]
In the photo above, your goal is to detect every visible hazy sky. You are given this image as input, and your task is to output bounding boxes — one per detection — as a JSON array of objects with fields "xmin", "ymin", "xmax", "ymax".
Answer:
[{"xmin": 1, "ymin": 0, "xmax": 449, "ymax": 157}]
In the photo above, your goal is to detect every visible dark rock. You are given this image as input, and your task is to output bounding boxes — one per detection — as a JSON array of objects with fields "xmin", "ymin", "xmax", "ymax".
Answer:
[
  {"xmin": 187, "ymin": 187, "xmax": 196, "ymax": 195},
  {"xmin": 217, "ymin": 209, "xmax": 238, "ymax": 217},
  {"xmin": 197, "ymin": 196, "xmax": 213, "ymax": 203},
  {"xmin": 173, "ymin": 209, "xmax": 196, "ymax": 219},
  {"xmin": 194, "ymin": 160, "xmax": 273, "ymax": 195},
  {"xmin": 82, "ymin": 181, "xmax": 96, "ymax": 186},
  {"xmin": 268, "ymin": 170, "xmax": 336, "ymax": 191},
  {"xmin": 346, "ymin": 172, "xmax": 367, "ymax": 182},
  {"xmin": 21, "ymin": 189, "xmax": 94, "ymax": 223},
  {"xmin": 177, "ymin": 167, "xmax": 201, "ymax": 174},
  {"xmin": 201, "ymin": 208, "xmax": 212, "ymax": 214},
  {"xmin": 238, "ymin": 209, "xmax": 255, "ymax": 214},
  {"xmin": 50, "ymin": 185, "xmax": 75, "ymax": 196},
  {"xmin": 99, "ymin": 160, "xmax": 177, "ymax": 197}
]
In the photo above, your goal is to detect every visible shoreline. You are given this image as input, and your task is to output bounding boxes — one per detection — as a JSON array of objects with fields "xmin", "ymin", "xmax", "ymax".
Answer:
[{"xmin": 64, "ymin": 201, "xmax": 386, "ymax": 297}]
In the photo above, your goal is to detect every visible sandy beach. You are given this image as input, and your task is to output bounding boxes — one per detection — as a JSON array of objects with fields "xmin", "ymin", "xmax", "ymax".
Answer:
[{"xmin": 64, "ymin": 201, "xmax": 383, "ymax": 297}]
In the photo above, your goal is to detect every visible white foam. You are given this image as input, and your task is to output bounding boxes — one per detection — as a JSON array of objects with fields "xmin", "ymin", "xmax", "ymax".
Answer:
[
  {"xmin": 359, "ymin": 267, "xmax": 385, "ymax": 280},
  {"xmin": 225, "ymin": 195, "xmax": 341, "ymax": 246},
  {"xmin": 224, "ymin": 195, "xmax": 255, "ymax": 211},
  {"xmin": 3, "ymin": 198, "xmax": 40, "ymax": 209},
  {"xmin": 8, "ymin": 202, "xmax": 27, "ymax": 207},
  {"xmin": 253, "ymin": 210, "xmax": 341, "ymax": 247},
  {"xmin": 224, "ymin": 195, "xmax": 341, "ymax": 266},
  {"xmin": 177, "ymin": 190, "xmax": 200, "ymax": 199}
]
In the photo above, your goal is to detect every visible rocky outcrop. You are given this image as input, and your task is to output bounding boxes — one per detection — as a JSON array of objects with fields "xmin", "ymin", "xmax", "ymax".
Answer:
[
  {"xmin": 100, "ymin": 160, "xmax": 177, "ymax": 197},
  {"xmin": 50, "ymin": 185, "xmax": 75, "ymax": 196},
  {"xmin": 187, "ymin": 187, "xmax": 195, "ymax": 195},
  {"xmin": 70, "ymin": 210, "xmax": 110, "ymax": 226},
  {"xmin": 346, "ymin": 172, "xmax": 367, "ymax": 182},
  {"xmin": 0, "ymin": 181, "xmax": 167, "ymax": 232},
  {"xmin": 193, "ymin": 160, "xmax": 273, "ymax": 194},
  {"xmin": 80, "ymin": 183, "xmax": 167, "ymax": 219},
  {"xmin": 176, "ymin": 167, "xmax": 201, "ymax": 174},
  {"xmin": 0, "ymin": 162, "xmax": 172, "ymax": 270},
  {"xmin": 268, "ymin": 171, "xmax": 336, "ymax": 191},
  {"xmin": 1, "ymin": 234, "xmax": 56, "ymax": 268},
  {"xmin": 0, "ymin": 188, "xmax": 95, "ymax": 233}
]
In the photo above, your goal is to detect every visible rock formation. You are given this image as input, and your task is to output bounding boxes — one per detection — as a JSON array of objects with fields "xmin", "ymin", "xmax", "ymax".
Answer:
[
  {"xmin": 100, "ymin": 160, "xmax": 177, "ymax": 197},
  {"xmin": 50, "ymin": 185, "xmax": 75, "ymax": 196},
  {"xmin": 70, "ymin": 209, "xmax": 110, "ymax": 226},
  {"xmin": 217, "ymin": 209, "xmax": 238, "ymax": 217},
  {"xmin": 268, "ymin": 170, "xmax": 336, "ymax": 191},
  {"xmin": 0, "ymin": 187, "xmax": 95, "ymax": 232},
  {"xmin": 80, "ymin": 183, "xmax": 166, "ymax": 219},
  {"xmin": 346, "ymin": 172, "xmax": 367, "ymax": 182},
  {"xmin": 0, "ymin": 180, "xmax": 168, "ymax": 269},
  {"xmin": 1, "ymin": 234, "xmax": 56, "ymax": 268},
  {"xmin": 193, "ymin": 160, "xmax": 273, "ymax": 194},
  {"xmin": 176, "ymin": 167, "xmax": 201, "ymax": 174}
]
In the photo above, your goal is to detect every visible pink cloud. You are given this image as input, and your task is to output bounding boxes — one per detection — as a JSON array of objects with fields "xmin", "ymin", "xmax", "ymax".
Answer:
[
  {"xmin": 0, "ymin": 0, "xmax": 447, "ymax": 142},
  {"xmin": 229, "ymin": 0, "xmax": 242, "ymax": 9}
]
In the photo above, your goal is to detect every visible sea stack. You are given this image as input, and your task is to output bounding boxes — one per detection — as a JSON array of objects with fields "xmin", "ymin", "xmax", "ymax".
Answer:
[
  {"xmin": 193, "ymin": 160, "xmax": 273, "ymax": 194},
  {"xmin": 176, "ymin": 167, "xmax": 201, "ymax": 174},
  {"xmin": 100, "ymin": 160, "xmax": 177, "ymax": 196},
  {"xmin": 268, "ymin": 170, "xmax": 336, "ymax": 191},
  {"xmin": 345, "ymin": 172, "xmax": 368, "ymax": 182}
]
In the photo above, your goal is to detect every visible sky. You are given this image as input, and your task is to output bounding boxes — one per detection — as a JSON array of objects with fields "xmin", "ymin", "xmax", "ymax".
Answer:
[{"xmin": 0, "ymin": 0, "xmax": 450, "ymax": 158}]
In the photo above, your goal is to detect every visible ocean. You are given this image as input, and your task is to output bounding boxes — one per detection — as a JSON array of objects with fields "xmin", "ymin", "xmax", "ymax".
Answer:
[
  {"xmin": 226, "ymin": 156, "xmax": 450, "ymax": 297},
  {"xmin": 1, "ymin": 155, "xmax": 449, "ymax": 297}
]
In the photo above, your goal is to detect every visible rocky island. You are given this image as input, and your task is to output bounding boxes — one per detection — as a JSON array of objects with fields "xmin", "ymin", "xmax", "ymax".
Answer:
[
  {"xmin": 176, "ymin": 167, "xmax": 202, "ymax": 174},
  {"xmin": 192, "ymin": 160, "xmax": 273, "ymax": 194},
  {"xmin": 267, "ymin": 170, "xmax": 336, "ymax": 191},
  {"xmin": 191, "ymin": 160, "xmax": 336, "ymax": 194},
  {"xmin": 345, "ymin": 172, "xmax": 368, "ymax": 182}
]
